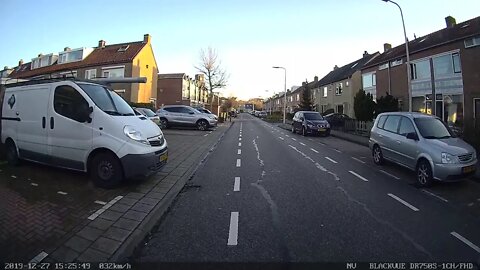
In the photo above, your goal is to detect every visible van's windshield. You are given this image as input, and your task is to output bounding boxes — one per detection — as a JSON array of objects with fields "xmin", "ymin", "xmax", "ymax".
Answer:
[
  {"xmin": 78, "ymin": 83, "xmax": 135, "ymax": 116},
  {"xmin": 414, "ymin": 117, "xmax": 453, "ymax": 139}
]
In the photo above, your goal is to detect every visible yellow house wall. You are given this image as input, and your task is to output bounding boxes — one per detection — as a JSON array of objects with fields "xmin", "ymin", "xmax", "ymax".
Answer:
[{"xmin": 132, "ymin": 43, "xmax": 159, "ymax": 103}]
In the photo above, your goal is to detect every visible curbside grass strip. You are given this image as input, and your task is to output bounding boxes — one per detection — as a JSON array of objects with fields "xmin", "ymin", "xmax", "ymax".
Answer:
[{"xmin": 110, "ymin": 122, "xmax": 235, "ymax": 262}]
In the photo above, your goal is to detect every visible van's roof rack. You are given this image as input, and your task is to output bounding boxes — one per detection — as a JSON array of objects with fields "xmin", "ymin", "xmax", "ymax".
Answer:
[{"xmin": 3, "ymin": 75, "xmax": 147, "ymax": 88}]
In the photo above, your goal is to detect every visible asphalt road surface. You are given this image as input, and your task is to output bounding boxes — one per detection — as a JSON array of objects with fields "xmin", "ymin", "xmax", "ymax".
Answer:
[{"xmin": 135, "ymin": 113, "xmax": 480, "ymax": 265}]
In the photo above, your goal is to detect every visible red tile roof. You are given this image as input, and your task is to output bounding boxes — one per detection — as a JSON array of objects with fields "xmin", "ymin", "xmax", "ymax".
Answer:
[{"xmin": 9, "ymin": 41, "xmax": 147, "ymax": 79}]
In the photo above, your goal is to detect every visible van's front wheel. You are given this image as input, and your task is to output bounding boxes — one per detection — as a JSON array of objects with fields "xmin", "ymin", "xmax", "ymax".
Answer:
[
  {"xmin": 91, "ymin": 152, "xmax": 123, "ymax": 189},
  {"xmin": 5, "ymin": 140, "xmax": 20, "ymax": 166}
]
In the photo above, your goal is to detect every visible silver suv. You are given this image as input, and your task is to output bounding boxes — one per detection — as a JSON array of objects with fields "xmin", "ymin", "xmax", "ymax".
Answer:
[
  {"xmin": 369, "ymin": 112, "xmax": 477, "ymax": 187},
  {"xmin": 156, "ymin": 105, "xmax": 217, "ymax": 131}
]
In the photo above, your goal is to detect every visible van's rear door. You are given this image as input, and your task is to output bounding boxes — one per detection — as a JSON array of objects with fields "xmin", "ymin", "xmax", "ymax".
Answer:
[{"xmin": 16, "ymin": 86, "xmax": 51, "ymax": 161}]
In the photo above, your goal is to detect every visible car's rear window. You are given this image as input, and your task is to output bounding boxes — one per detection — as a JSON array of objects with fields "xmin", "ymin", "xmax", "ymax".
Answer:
[
  {"xmin": 377, "ymin": 115, "xmax": 387, "ymax": 129},
  {"xmin": 383, "ymin": 115, "xmax": 401, "ymax": 133}
]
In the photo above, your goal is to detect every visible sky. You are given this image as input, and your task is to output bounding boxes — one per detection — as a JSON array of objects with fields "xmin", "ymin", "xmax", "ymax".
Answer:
[{"xmin": 1, "ymin": 0, "xmax": 479, "ymax": 100}]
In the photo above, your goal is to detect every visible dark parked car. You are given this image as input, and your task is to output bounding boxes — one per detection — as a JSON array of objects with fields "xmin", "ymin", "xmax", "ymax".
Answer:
[
  {"xmin": 291, "ymin": 111, "xmax": 331, "ymax": 136},
  {"xmin": 324, "ymin": 113, "xmax": 353, "ymax": 128}
]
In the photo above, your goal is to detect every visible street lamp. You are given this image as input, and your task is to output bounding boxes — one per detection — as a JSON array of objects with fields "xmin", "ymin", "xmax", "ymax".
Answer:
[
  {"xmin": 273, "ymin": 66, "xmax": 287, "ymax": 124},
  {"xmin": 382, "ymin": 0, "xmax": 412, "ymax": 112}
]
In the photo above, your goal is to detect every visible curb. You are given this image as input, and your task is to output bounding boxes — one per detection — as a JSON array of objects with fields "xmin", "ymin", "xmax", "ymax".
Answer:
[
  {"xmin": 329, "ymin": 132, "xmax": 369, "ymax": 147},
  {"xmin": 111, "ymin": 122, "xmax": 234, "ymax": 262}
]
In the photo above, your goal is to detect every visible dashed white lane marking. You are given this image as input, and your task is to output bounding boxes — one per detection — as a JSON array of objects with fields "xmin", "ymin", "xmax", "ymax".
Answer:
[
  {"xmin": 236, "ymin": 159, "xmax": 241, "ymax": 167},
  {"xmin": 334, "ymin": 149, "xmax": 342, "ymax": 153},
  {"xmin": 238, "ymin": 142, "xmax": 242, "ymax": 147},
  {"xmin": 324, "ymin": 157, "xmax": 338, "ymax": 164},
  {"xmin": 203, "ymin": 134, "xmax": 208, "ymax": 137},
  {"xmin": 29, "ymin": 251, "xmax": 48, "ymax": 263},
  {"xmin": 88, "ymin": 196, "xmax": 123, "ymax": 220},
  {"xmin": 388, "ymin": 193, "xmax": 419, "ymax": 212},
  {"xmin": 299, "ymin": 142, "xmax": 306, "ymax": 146},
  {"xmin": 239, "ymin": 137, "xmax": 242, "ymax": 141},
  {"xmin": 291, "ymin": 138, "xmax": 297, "ymax": 141},
  {"xmin": 308, "ymin": 139, "xmax": 314, "ymax": 141},
  {"xmin": 421, "ymin": 189, "xmax": 449, "ymax": 203},
  {"xmin": 94, "ymin": 200, "xmax": 107, "ymax": 205},
  {"xmin": 237, "ymin": 149, "xmax": 241, "ymax": 155},
  {"xmin": 451, "ymin": 232, "xmax": 480, "ymax": 253},
  {"xmin": 310, "ymin": 148, "xmax": 319, "ymax": 153},
  {"xmin": 349, "ymin": 171, "xmax": 368, "ymax": 182},
  {"xmin": 352, "ymin": 157, "xmax": 366, "ymax": 164},
  {"xmin": 11, "ymin": 175, "xmax": 17, "ymax": 179},
  {"xmin": 57, "ymin": 191, "xmax": 68, "ymax": 195},
  {"xmin": 209, "ymin": 131, "xmax": 213, "ymax": 134},
  {"xmin": 234, "ymin": 177, "xmax": 240, "ymax": 192},
  {"xmin": 227, "ymin": 212, "xmax": 239, "ymax": 246},
  {"xmin": 285, "ymin": 135, "xmax": 290, "ymax": 137},
  {"xmin": 379, "ymin": 170, "xmax": 400, "ymax": 180},
  {"xmin": 31, "ymin": 183, "xmax": 39, "ymax": 186},
  {"xmin": 279, "ymin": 137, "xmax": 284, "ymax": 140}
]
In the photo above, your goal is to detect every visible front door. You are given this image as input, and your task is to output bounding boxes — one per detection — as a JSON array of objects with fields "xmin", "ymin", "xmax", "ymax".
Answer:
[
  {"xmin": 47, "ymin": 84, "xmax": 93, "ymax": 171},
  {"xmin": 396, "ymin": 116, "xmax": 418, "ymax": 169}
]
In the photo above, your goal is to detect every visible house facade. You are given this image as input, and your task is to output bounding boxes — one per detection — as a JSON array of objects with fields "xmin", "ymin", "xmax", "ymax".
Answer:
[
  {"xmin": 8, "ymin": 34, "xmax": 159, "ymax": 104},
  {"xmin": 314, "ymin": 52, "xmax": 379, "ymax": 118},
  {"xmin": 156, "ymin": 73, "xmax": 209, "ymax": 109},
  {"xmin": 361, "ymin": 16, "xmax": 480, "ymax": 138}
]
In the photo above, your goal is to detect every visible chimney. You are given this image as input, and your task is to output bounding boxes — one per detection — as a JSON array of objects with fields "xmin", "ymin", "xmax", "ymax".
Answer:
[
  {"xmin": 363, "ymin": 50, "xmax": 369, "ymax": 57},
  {"xmin": 302, "ymin": 81, "xmax": 307, "ymax": 87},
  {"xmin": 383, "ymin": 43, "xmax": 392, "ymax": 52},
  {"xmin": 314, "ymin": 75, "xmax": 318, "ymax": 82},
  {"xmin": 18, "ymin": 59, "xmax": 24, "ymax": 66},
  {"xmin": 333, "ymin": 65, "xmax": 339, "ymax": 70},
  {"xmin": 445, "ymin": 16, "xmax": 456, "ymax": 28},
  {"xmin": 64, "ymin": 47, "xmax": 71, "ymax": 52},
  {"xmin": 4, "ymin": 66, "xmax": 8, "ymax": 70},
  {"xmin": 98, "ymin": 40, "xmax": 106, "ymax": 48},
  {"xmin": 143, "ymin": 34, "xmax": 151, "ymax": 44}
]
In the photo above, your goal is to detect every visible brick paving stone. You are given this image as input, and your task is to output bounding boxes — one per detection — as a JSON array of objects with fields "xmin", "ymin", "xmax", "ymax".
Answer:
[
  {"xmin": 103, "ymin": 227, "xmax": 131, "ymax": 242},
  {"xmin": 117, "ymin": 197, "xmax": 137, "ymax": 206},
  {"xmin": 77, "ymin": 248, "xmax": 110, "ymax": 262},
  {"xmin": 122, "ymin": 210, "xmax": 148, "ymax": 221},
  {"xmin": 91, "ymin": 237, "xmax": 122, "ymax": 255},
  {"xmin": 138, "ymin": 197, "xmax": 159, "ymax": 206},
  {"xmin": 63, "ymin": 236, "xmax": 92, "ymax": 253},
  {"xmin": 108, "ymin": 203, "xmax": 131, "ymax": 213},
  {"xmin": 145, "ymin": 192, "xmax": 166, "ymax": 200},
  {"xmin": 50, "ymin": 246, "xmax": 80, "ymax": 262},
  {"xmin": 76, "ymin": 226, "xmax": 103, "ymax": 242},
  {"xmin": 112, "ymin": 218, "xmax": 140, "ymax": 231},
  {"xmin": 88, "ymin": 218, "xmax": 114, "ymax": 231},
  {"xmin": 98, "ymin": 210, "xmax": 123, "ymax": 222},
  {"xmin": 130, "ymin": 203, "xmax": 155, "ymax": 213},
  {"xmin": 125, "ymin": 192, "xmax": 145, "ymax": 199}
]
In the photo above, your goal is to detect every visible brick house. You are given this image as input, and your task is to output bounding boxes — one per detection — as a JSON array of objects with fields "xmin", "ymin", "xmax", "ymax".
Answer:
[
  {"xmin": 314, "ymin": 52, "xmax": 379, "ymax": 118},
  {"xmin": 361, "ymin": 15, "xmax": 480, "ymax": 143},
  {"xmin": 8, "ymin": 34, "xmax": 159, "ymax": 104},
  {"xmin": 156, "ymin": 73, "xmax": 209, "ymax": 109}
]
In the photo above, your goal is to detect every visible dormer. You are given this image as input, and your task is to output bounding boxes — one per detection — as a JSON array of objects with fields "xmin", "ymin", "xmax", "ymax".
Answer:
[
  {"xmin": 57, "ymin": 47, "xmax": 94, "ymax": 64},
  {"xmin": 31, "ymin": 53, "xmax": 58, "ymax": 69}
]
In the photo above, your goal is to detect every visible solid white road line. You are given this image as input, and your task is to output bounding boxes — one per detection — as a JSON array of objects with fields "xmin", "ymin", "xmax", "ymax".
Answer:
[
  {"xmin": 234, "ymin": 177, "xmax": 240, "ymax": 192},
  {"xmin": 228, "ymin": 212, "xmax": 239, "ymax": 246},
  {"xmin": 324, "ymin": 157, "xmax": 338, "ymax": 164},
  {"xmin": 236, "ymin": 159, "xmax": 241, "ymax": 167},
  {"xmin": 379, "ymin": 170, "xmax": 401, "ymax": 180},
  {"xmin": 349, "ymin": 171, "xmax": 369, "ymax": 182},
  {"xmin": 291, "ymin": 138, "xmax": 297, "ymax": 141},
  {"xmin": 279, "ymin": 137, "xmax": 284, "ymax": 140},
  {"xmin": 310, "ymin": 148, "xmax": 319, "ymax": 153},
  {"xmin": 299, "ymin": 142, "xmax": 306, "ymax": 146},
  {"xmin": 351, "ymin": 157, "xmax": 366, "ymax": 164},
  {"xmin": 29, "ymin": 251, "xmax": 48, "ymax": 263},
  {"xmin": 422, "ymin": 189, "xmax": 449, "ymax": 203},
  {"xmin": 388, "ymin": 193, "xmax": 419, "ymax": 212},
  {"xmin": 238, "ymin": 142, "xmax": 242, "ymax": 147},
  {"xmin": 237, "ymin": 149, "xmax": 241, "ymax": 155},
  {"xmin": 57, "ymin": 191, "xmax": 68, "ymax": 195},
  {"xmin": 451, "ymin": 232, "xmax": 480, "ymax": 253},
  {"xmin": 94, "ymin": 200, "xmax": 107, "ymax": 205}
]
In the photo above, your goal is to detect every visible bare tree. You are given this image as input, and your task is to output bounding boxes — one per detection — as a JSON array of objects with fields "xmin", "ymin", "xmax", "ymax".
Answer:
[{"xmin": 195, "ymin": 47, "xmax": 228, "ymax": 94}]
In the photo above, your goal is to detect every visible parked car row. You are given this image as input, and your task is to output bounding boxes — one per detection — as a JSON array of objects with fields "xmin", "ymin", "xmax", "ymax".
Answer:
[
  {"xmin": 156, "ymin": 105, "xmax": 218, "ymax": 131},
  {"xmin": 251, "ymin": 110, "xmax": 267, "ymax": 118}
]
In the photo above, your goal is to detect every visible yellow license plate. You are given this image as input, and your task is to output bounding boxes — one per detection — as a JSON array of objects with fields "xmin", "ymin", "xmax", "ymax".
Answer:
[
  {"xmin": 318, "ymin": 128, "xmax": 326, "ymax": 132},
  {"xmin": 160, "ymin": 153, "xmax": 168, "ymax": 162},
  {"xmin": 462, "ymin": 165, "xmax": 475, "ymax": 174}
]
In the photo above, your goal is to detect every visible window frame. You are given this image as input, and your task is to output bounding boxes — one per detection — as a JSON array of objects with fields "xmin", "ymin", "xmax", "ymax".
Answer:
[
  {"xmin": 377, "ymin": 115, "xmax": 387, "ymax": 129},
  {"xmin": 452, "ymin": 53, "xmax": 462, "ymax": 74},
  {"xmin": 85, "ymin": 69, "xmax": 97, "ymax": 79},
  {"xmin": 53, "ymin": 85, "xmax": 90, "ymax": 122},
  {"xmin": 382, "ymin": 115, "xmax": 401, "ymax": 134},
  {"xmin": 398, "ymin": 116, "xmax": 417, "ymax": 137}
]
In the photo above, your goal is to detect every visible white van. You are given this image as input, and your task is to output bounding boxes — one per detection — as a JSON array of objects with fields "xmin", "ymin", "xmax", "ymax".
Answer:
[{"xmin": 1, "ymin": 78, "xmax": 168, "ymax": 188}]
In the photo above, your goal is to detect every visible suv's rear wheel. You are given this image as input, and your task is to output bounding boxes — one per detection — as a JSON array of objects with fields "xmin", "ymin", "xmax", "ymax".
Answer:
[
  {"xmin": 417, "ymin": 159, "xmax": 433, "ymax": 187},
  {"xmin": 372, "ymin": 145, "xmax": 385, "ymax": 165},
  {"xmin": 197, "ymin": 119, "xmax": 209, "ymax": 131},
  {"xmin": 91, "ymin": 152, "xmax": 123, "ymax": 189},
  {"xmin": 5, "ymin": 140, "xmax": 20, "ymax": 166},
  {"xmin": 160, "ymin": 118, "xmax": 168, "ymax": 129}
]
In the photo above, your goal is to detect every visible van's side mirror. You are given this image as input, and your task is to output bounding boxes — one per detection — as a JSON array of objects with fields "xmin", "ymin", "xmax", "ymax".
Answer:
[{"xmin": 406, "ymin": 132, "xmax": 419, "ymax": 141}]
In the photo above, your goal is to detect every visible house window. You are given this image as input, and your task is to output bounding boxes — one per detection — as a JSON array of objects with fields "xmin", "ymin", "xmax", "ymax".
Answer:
[
  {"xmin": 379, "ymin": 63, "xmax": 389, "ymax": 70},
  {"xmin": 362, "ymin": 73, "xmax": 376, "ymax": 88},
  {"xmin": 58, "ymin": 50, "xmax": 83, "ymax": 64},
  {"xmin": 323, "ymin": 87, "xmax": 327, "ymax": 97},
  {"xmin": 336, "ymin": 83, "xmax": 343, "ymax": 95},
  {"xmin": 336, "ymin": 104, "xmax": 344, "ymax": 114},
  {"xmin": 102, "ymin": 67, "xmax": 124, "ymax": 78},
  {"xmin": 433, "ymin": 53, "xmax": 461, "ymax": 77},
  {"xmin": 411, "ymin": 59, "xmax": 431, "ymax": 80},
  {"xmin": 464, "ymin": 36, "xmax": 480, "ymax": 48},
  {"xmin": 58, "ymin": 71, "xmax": 77, "ymax": 78},
  {"xmin": 297, "ymin": 94, "xmax": 299, "ymax": 101},
  {"xmin": 85, "ymin": 69, "xmax": 97, "ymax": 79},
  {"xmin": 345, "ymin": 81, "xmax": 349, "ymax": 87},
  {"xmin": 391, "ymin": 59, "xmax": 403, "ymax": 67},
  {"xmin": 321, "ymin": 105, "xmax": 328, "ymax": 113},
  {"xmin": 452, "ymin": 53, "xmax": 461, "ymax": 73}
]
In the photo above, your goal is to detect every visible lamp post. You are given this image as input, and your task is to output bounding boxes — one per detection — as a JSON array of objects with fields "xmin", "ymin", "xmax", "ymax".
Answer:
[
  {"xmin": 273, "ymin": 66, "xmax": 287, "ymax": 123},
  {"xmin": 382, "ymin": 0, "xmax": 412, "ymax": 112}
]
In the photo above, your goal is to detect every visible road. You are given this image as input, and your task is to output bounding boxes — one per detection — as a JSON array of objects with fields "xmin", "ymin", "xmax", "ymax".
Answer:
[{"xmin": 136, "ymin": 113, "xmax": 480, "ymax": 264}]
